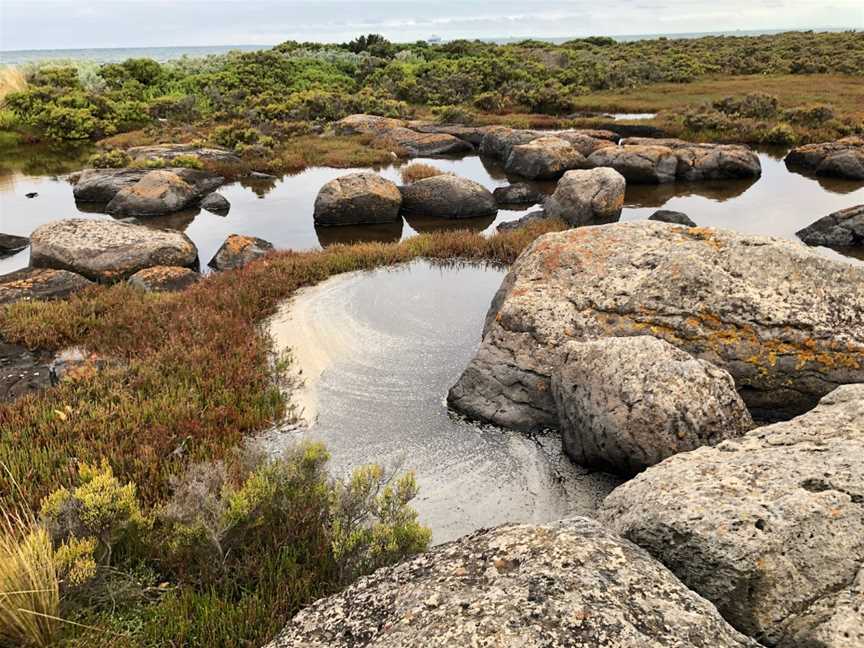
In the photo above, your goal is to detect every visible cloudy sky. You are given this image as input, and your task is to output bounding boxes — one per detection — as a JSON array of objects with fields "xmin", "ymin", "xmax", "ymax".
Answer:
[{"xmin": 2, "ymin": 0, "xmax": 862, "ymax": 51}]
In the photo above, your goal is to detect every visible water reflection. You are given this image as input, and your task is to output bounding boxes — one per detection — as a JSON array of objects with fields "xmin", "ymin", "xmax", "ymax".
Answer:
[
  {"xmin": 315, "ymin": 220, "xmax": 403, "ymax": 247},
  {"xmin": 625, "ymin": 176, "xmax": 758, "ymax": 208},
  {"xmin": 404, "ymin": 212, "xmax": 497, "ymax": 233},
  {"xmin": 2, "ymin": 144, "xmax": 863, "ymax": 273}
]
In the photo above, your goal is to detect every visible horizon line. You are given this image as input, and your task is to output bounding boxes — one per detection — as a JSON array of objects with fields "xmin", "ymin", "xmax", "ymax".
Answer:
[{"xmin": 1, "ymin": 26, "xmax": 858, "ymax": 54}]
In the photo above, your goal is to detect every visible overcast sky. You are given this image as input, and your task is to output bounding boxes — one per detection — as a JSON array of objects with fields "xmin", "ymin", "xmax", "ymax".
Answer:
[{"xmin": 2, "ymin": 0, "xmax": 862, "ymax": 51}]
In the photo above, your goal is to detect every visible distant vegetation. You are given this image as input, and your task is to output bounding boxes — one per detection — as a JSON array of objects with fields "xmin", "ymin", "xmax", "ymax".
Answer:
[{"xmin": 0, "ymin": 30, "xmax": 862, "ymax": 151}]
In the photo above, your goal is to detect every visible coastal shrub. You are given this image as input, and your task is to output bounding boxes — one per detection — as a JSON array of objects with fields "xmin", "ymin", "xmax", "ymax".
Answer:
[
  {"xmin": 782, "ymin": 104, "xmax": 835, "ymax": 126},
  {"xmin": 171, "ymin": 154, "xmax": 204, "ymax": 169},
  {"xmin": 713, "ymin": 93, "xmax": 779, "ymax": 118},
  {"xmin": 40, "ymin": 460, "xmax": 148, "ymax": 565},
  {"xmin": 88, "ymin": 148, "xmax": 131, "ymax": 168},
  {"xmin": 432, "ymin": 104, "xmax": 477, "ymax": 124},
  {"xmin": 762, "ymin": 122, "xmax": 798, "ymax": 145}
]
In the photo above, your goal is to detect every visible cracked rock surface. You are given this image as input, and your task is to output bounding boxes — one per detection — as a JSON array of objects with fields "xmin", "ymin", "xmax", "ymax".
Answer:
[
  {"xmin": 599, "ymin": 384, "xmax": 864, "ymax": 647},
  {"xmin": 265, "ymin": 517, "xmax": 757, "ymax": 648},
  {"xmin": 447, "ymin": 221, "xmax": 864, "ymax": 430}
]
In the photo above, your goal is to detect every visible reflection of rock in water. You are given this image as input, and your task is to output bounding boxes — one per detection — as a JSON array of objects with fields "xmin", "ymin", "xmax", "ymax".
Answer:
[
  {"xmin": 238, "ymin": 176, "xmax": 279, "ymax": 197},
  {"xmin": 264, "ymin": 261, "xmax": 619, "ymax": 543},
  {"xmin": 75, "ymin": 202, "xmax": 199, "ymax": 231},
  {"xmin": 784, "ymin": 169, "xmax": 864, "ymax": 195},
  {"xmin": 625, "ymin": 176, "xmax": 758, "ymax": 208},
  {"xmin": 479, "ymin": 155, "xmax": 510, "ymax": 181},
  {"xmin": 404, "ymin": 212, "xmax": 496, "ymax": 233},
  {"xmin": 315, "ymin": 219, "xmax": 404, "ymax": 247}
]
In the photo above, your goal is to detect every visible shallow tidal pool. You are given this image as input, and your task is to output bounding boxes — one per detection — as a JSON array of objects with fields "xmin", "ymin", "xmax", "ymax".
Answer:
[{"xmin": 262, "ymin": 260, "xmax": 621, "ymax": 543}]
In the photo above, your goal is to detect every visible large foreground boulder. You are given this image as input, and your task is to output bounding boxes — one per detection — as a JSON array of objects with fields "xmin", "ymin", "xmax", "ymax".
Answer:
[
  {"xmin": 0, "ymin": 267, "xmax": 92, "ymax": 304},
  {"xmin": 448, "ymin": 222, "xmax": 864, "ymax": 430},
  {"xmin": 587, "ymin": 145, "xmax": 678, "ymax": 183},
  {"xmin": 622, "ymin": 138, "xmax": 761, "ymax": 181},
  {"xmin": 313, "ymin": 173, "xmax": 402, "ymax": 226},
  {"xmin": 543, "ymin": 168, "xmax": 625, "ymax": 226},
  {"xmin": 208, "ymin": 234, "xmax": 274, "ymax": 271},
  {"xmin": 372, "ymin": 127, "xmax": 473, "ymax": 157},
  {"xmin": 504, "ymin": 136, "xmax": 588, "ymax": 180},
  {"xmin": 30, "ymin": 219, "xmax": 198, "ymax": 282},
  {"xmin": 796, "ymin": 204, "xmax": 864, "ymax": 247},
  {"xmin": 400, "ymin": 175, "xmax": 496, "ymax": 219},
  {"xmin": 785, "ymin": 136, "xmax": 864, "ymax": 180},
  {"xmin": 72, "ymin": 167, "xmax": 222, "ymax": 205},
  {"xmin": 600, "ymin": 384, "xmax": 864, "ymax": 647},
  {"xmin": 553, "ymin": 336, "xmax": 753, "ymax": 474},
  {"xmin": 266, "ymin": 517, "xmax": 757, "ymax": 648}
]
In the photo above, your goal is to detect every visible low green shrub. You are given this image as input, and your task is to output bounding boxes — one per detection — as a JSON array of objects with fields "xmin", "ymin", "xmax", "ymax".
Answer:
[{"xmin": 88, "ymin": 148, "xmax": 131, "ymax": 168}]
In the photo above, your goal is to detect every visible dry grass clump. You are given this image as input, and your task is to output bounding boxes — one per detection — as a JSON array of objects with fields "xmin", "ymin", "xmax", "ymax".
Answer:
[
  {"xmin": 0, "ymin": 502, "xmax": 60, "ymax": 647},
  {"xmin": 0, "ymin": 67, "xmax": 27, "ymax": 101},
  {"xmin": 399, "ymin": 163, "xmax": 451, "ymax": 184}
]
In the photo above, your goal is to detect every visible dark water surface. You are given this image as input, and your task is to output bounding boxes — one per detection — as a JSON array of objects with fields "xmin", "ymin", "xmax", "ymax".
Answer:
[
  {"xmin": 263, "ymin": 260, "xmax": 621, "ymax": 543},
  {"xmin": 2, "ymin": 145, "xmax": 863, "ymax": 276}
]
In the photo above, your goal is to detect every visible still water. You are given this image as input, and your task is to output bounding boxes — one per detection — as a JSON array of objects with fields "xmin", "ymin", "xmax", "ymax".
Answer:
[
  {"xmin": 2, "ymin": 146, "xmax": 863, "ymax": 275},
  {"xmin": 264, "ymin": 260, "xmax": 621, "ymax": 543}
]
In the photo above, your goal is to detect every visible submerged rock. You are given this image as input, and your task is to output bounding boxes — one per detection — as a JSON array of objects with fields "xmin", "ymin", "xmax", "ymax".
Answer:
[
  {"xmin": 208, "ymin": 234, "xmax": 274, "ymax": 271},
  {"xmin": 128, "ymin": 266, "xmax": 201, "ymax": 292},
  {"xmin": 314, "ymin": 173, "xmax": 402, "ymax": 226},
  {"xmin": 552, "ymin": 336, "xmax": 753, "ymax": 474},
  {"xmin": 126, "ymin": 143, "xmax": 240, "ymax": 164},
  {"xmin": 504, "ymin": 136, "xmax": 589, "ymax": 180},
  {"xmin": 587, "ymin": 145, "xmax": 679, "ymax": 184},
  {"xmin": 492, "ymin": 183, "xmax": 546, "ymax": 206},
  {"xmin": 796, "ymin": 204, "xmax": 864, "ymax": 247},
  {"xmin": 30, "ymin": 219, "xmax": 198, "ymax": 282},
  {"xmin": 400, "ymin": 175, "xmax": 496, "ymax": 219},
  {"xmin": 649, "ymin": 209, "xmax": 696, "ymax": 227},
  {"xmin": 0, "ymin": 233, "xmax": 30, "ymax": 257},
  {"xmin": 448, "ymin": 222, "xmax": 864, "ymax": 430},
  {"xmin": 600, "ymin": 384, "xmax": 864, "ymax": 647},
  {"xmin": 266, "ymin": 517, "xmax": 757, "ymax": 648},
  {"xmin": 372, "ymin": 126, "xmax": 473, "ymax": 157},
  {"xmin": 200, "ymin": 192, "xmax": 231, "ymax": 215},
  {"xmin": 543, "ymin": 168, "xmax": 625, "ymax": 227},
  {"xmin": 0, "ymin": 267, "xmax": 93, "ymax": 304},
  {"xmin": 785, "ymin": 136, "xmax": 864, "ymax": 180}
]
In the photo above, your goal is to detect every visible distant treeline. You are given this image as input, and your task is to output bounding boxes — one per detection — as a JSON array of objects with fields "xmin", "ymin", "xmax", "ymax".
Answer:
[{"xmin": 1, "ymin": 30, "xmax": 862, "ymax": 141}]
